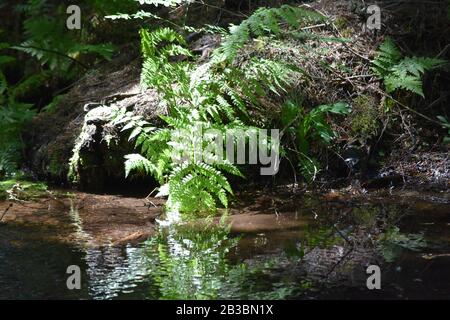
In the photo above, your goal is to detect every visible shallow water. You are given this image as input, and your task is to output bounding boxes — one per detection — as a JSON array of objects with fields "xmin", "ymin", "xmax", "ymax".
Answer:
[{"xmin": 0, "ymin": 190, "xmax": 449, "ymax": 299}]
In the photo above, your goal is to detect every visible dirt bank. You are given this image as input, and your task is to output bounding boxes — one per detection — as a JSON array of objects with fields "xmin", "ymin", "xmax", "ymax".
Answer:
[
  {"xmin": 0, "ymin": 191, "xmax": 312, "ymax": 246},
  {"xmin": 0, "ymin": 193, "xmax": 163, "ymax": 246},
  {"xmin": 1, "ymin": 186, "xmax": 448, "ymax": 248}
]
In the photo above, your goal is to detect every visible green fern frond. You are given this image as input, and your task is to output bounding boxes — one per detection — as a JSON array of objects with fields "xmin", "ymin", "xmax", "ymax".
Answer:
[
  {"xmin": 13, "ymin": 1, "xmax": 115, "ymax": 76},
  {"xmin": 373, "ymin": 38, "xmax": 446, "ymax": 97},
  {"xmin": 124, "ymin": 153, "xmax": 156, "ymax": 177},
  {"xmin": 384, "ymin": 74, "xmax": 424, "ymax": 96},
  {"xmin": 120, "ymin": 21, "xmax": 305, "ymax": 215},
  {"xmin": 216, "ymin": 5, "xmax": 326, "ymax": 62}
]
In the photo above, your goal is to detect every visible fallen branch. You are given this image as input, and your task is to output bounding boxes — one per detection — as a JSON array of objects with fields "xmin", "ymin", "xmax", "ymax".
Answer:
[{"xmin": 0, "ymin": 203, "xmax": 13, "ymax": 223}]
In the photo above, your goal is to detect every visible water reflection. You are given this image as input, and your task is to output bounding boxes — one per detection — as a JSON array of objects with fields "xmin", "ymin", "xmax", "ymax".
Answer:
[
  {"xmin": 141, "ymin": 220, "xmax": 312, "ymax": 299},
  {"xmin": 84, "ymin": 246, "xmax": 152, "ymax": 299},
  {"xmin": 1, "ymin": 192, "xmax": 449, "ymax": 299},
  {"xmin": 143, "ymin": 221, "xmax": 235, "ymax": 299},
  {"xmin": 67, "ymin": 202, "xmax": 153, "ymax": 299}
]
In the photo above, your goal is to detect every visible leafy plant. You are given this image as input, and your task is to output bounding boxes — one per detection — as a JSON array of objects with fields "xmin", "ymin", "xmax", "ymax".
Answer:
[
  {"xmin": 0, "ymin": 44, "xmax": 35, "ymax": 177},
  {"xmin": 378, "ymin": 226, "xmax": 426, "ymax": 263},
  {"xmin": 281, "ymin": 100, "xmax": 350, "ymax": 181},
  {"xmin": 112, "ymin": 21, "xmax": 297, "ymax": 215},
  {"xmin": 437, "ymin": 115, "xmax": 450, "ymax": 144},
  {"xmin": 372, "ymin": 38, "xmax": 446, "ymax": 97},
  {"xmin": 14, "ymin": 0, "xmax": 115, "ymax": 78},
  {"xmin": 214, "ymin": 5, "xmax": 326, "ymax": 62}
]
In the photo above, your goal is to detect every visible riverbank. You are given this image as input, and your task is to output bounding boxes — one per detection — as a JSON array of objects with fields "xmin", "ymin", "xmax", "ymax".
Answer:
[{"xmin": 1, "ymin": 185, "xmax": 448, "ymax": 247}]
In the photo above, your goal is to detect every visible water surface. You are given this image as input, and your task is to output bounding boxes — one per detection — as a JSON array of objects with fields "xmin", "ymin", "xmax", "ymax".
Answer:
[{"xmin": 0, "ymin": 190, "xmax": 449, "ymax": 299}]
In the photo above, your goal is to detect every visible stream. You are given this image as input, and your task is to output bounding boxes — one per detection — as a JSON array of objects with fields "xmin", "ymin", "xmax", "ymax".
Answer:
[{"xmin": 0, "ymin": 189, "xmax": 449, "ymax": 299}]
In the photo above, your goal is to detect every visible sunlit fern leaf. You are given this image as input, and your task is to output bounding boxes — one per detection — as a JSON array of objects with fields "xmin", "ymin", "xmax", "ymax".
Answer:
[
  {"xmin": 119, "ymin": 25, "xmax": 306, "ymax": 215},
  {"xmin": 372, "ymin": 38, "xmax": 446, "ymax": 97},
  {"xmin": 124, "ymin": 153, "xmax": 156, "ymax": 177},
  {"xmin": 215, "ymin": 5, "xmax": 325, "ymax": 62}
]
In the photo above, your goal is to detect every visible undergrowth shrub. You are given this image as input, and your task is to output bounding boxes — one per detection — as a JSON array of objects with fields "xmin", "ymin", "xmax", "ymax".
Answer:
[
  {"xmin": 280, "ymin": 99, "xmax": 350, "ymax": 182},
  {"xmin": 0, "ymin": 43, "xmax": 35, "ymax": 177},
  {"xmin": 0, "ymin": 0, "xmax": 122, "ymax": 178},
  {"xmin": 14, "ymin": 0, "xmax": 115, "ymax": 78}
]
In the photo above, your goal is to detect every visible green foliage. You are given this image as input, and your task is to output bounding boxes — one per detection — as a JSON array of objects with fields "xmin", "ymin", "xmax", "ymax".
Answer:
[
  {"xmin": 372, "ymin": 38, "xmax": 446, "ymax": 97},
  {"xmin": 0, "ymin": 178, "xmax": 48, "ymax": 201},
  {"xmin": 42, "ymin": 94, "xmax": 66, "ymax": 114},
  {"xmin": 0, "ymin": 102, "xmax": 35, "ymax": 177},
  {"xmin": 0, "ymin": 44, "xmax": 35, "ymax": 177},
  {"xmin": 115, "ymin": 23, "xmax": 297, "ymax": 215},
  {"xmin": 437, "ymin": 115, "xmax": 450, "ymax": 145},
  {"xmin": 214, "ymin": 5, "xmax": 326, "ymax": 62},
  {"xmin": 350, "ymin": 94, "xmax": 379, "ymax": 142},
  {"xmin": 1, "ymin": 0, "xmax": 122, "ymax": 178},
  {"xmin": 281, "ymin": 100, "xmax": 350, "ymax": 181},
  {"xmin": 378, "ymin": 226, "xmax": 426, "ymax": 263},
  {"xmin": 14, "ymin": 0, "xmax": 115, "ymax": 78},
  {"xmin": 139, "ymin": 27, "xmax": 192, "ymax": 106}
]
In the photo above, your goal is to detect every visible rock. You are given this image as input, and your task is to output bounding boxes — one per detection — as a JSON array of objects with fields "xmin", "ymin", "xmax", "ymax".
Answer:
[{"xmin": 24, "ymin": 52, "xmax": 164, "ymax": 190}]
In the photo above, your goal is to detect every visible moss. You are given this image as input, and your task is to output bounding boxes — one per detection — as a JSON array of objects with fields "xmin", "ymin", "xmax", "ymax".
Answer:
[
  {"xmin": 350, "ymin": 94, "xmax": 380, "ymax": 142},
  {"xmin": 334, "ymin": 16, "xmax": 348, "ymax": 30},
  {"xmin": 48, "ymin": 150, "xmax": 66, "ymax": 179},
  {"xmin": 0, "ymin": 179, "xmax": 48, "ymax": 200},
  {"xmin": 382, "ymin": 96, "xmax": 396, "ymax": 113}
]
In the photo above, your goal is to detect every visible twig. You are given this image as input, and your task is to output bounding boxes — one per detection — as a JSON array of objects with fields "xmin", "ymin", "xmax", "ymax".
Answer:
[
  {"xmin": 376, "ymin": 89, "xmax": 442, "ymax": 126},
  {"xmin": 436, "ymin": 44, "xmax": 450, "ymax": 59},
  {"xmin": 193, "ymin": 0, "xmax": 248, "ymax": 18},
  {"xmin": 0, "ymin": 203, "xmax": 13, "ymax": 222},
  {"xmin": 325, "ymin": 247, "xmax": 354, "ymax": 279},
  {"xmin": 333, "ymin": 224, "xmax": 352, "ymax": 247}
]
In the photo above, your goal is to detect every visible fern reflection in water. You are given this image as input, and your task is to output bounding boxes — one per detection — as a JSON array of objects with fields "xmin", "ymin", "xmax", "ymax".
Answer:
[
  {"xmin": 142, "ymin": 221, "xmax": 304, "ymax": 300},
  {"xmin": 144, "ymin": 221, "xmax": 236, "ymax": 299}
]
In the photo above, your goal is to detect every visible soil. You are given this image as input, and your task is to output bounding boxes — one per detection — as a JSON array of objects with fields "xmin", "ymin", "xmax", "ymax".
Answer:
[{"xmin": 0, "ymin": 193, "xmax": 163, "ymax": 247}]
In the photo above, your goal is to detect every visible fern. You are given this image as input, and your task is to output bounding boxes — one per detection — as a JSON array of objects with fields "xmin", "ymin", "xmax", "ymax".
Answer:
[
  {"xmin": 437, "ymin": 115, "xmax": 450, "ymax": 145},
  {"xmin": 115, "ymin": 24, "xmax": 301, "ymax": 216},
  {"xmin": 281, "ymin": 100, "xmax": 350, "ymax": 182},
  {"xmin": 0, "ymin": 44, "xmax": 36, "ymax": 176},
  {"xmin": 214, "ymin": 5, "xmax": 326, "ymax": 62},
  {"xmin": 14, "ymin": 0, "xmax": 115, "ymax": 77},
  {"xmin": 110, "ymin": 4, "xmax": 329, "ymax": 215},
  {"xmin": 0, "ymin": 146, "xmax": 18, "ymax": 178},
  {"xmin": 0, "ymin": 102, "xmax": 35, "ymax": 176},
  {"xmin": 124, "ymin": 153, "xmax": 156, "ymax": 177},
  {"xmin": 372, "ymin": 38, "xmax": 446, "ymax": 97}
]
